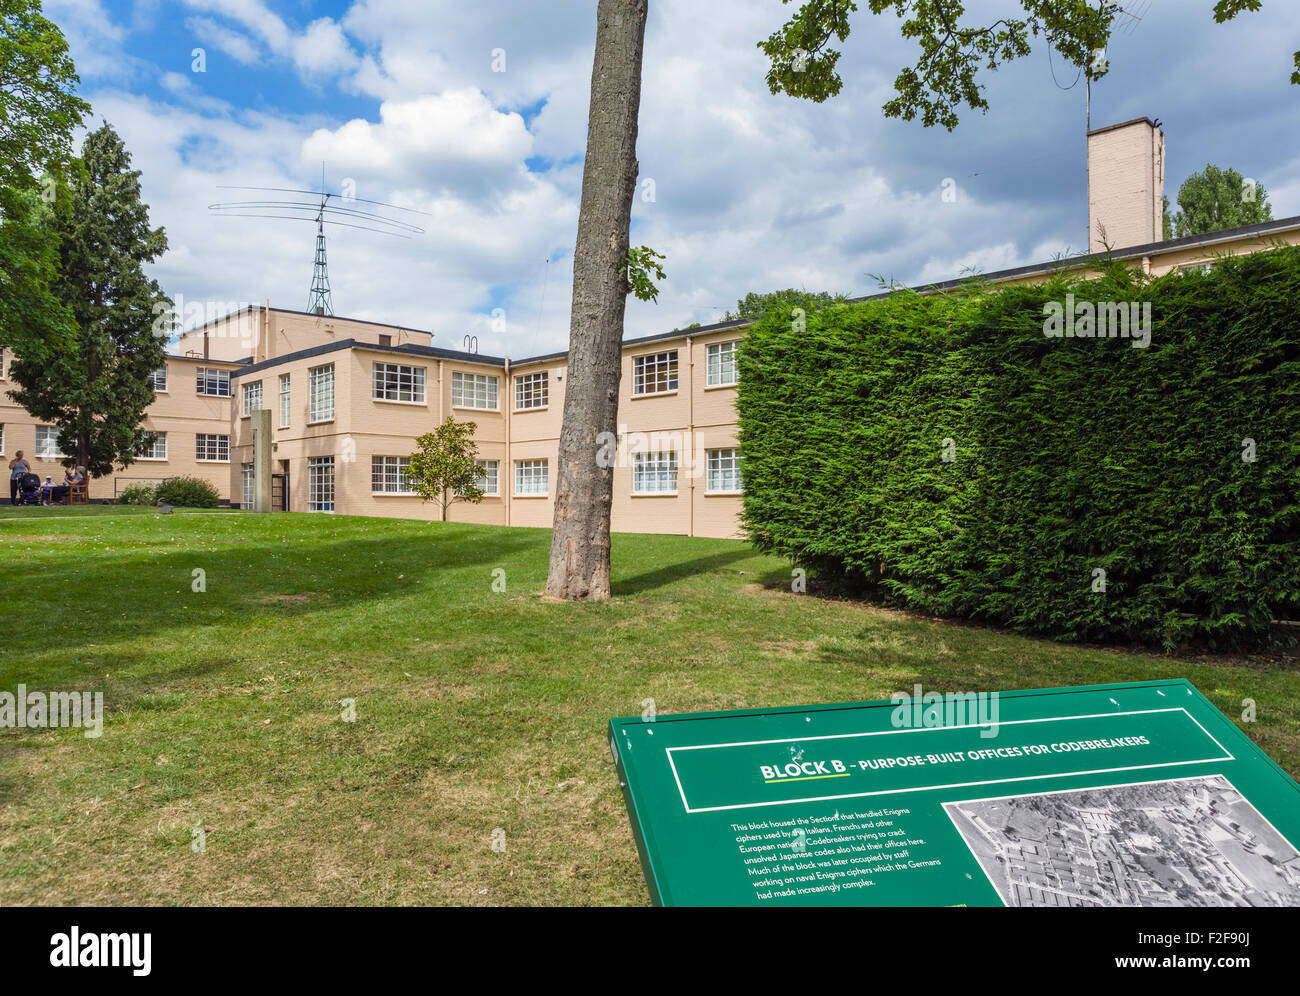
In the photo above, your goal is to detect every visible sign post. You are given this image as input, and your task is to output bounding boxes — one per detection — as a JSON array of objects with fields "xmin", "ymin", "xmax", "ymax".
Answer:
[{"xmin": 610, "ymin": 679, "xmax": 1300, "ymax": 906}]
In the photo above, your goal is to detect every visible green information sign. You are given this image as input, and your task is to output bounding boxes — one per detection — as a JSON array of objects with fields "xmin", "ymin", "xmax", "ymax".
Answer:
[{"xmin": 610, "ymin": 680, "xmax": 1300, "ymax": 906}]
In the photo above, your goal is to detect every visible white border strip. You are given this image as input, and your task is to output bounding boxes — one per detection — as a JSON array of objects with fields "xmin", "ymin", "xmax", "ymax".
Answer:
[{"xmin": 664, "ymin": 708, "xmax": 1234, "ymax": 814}]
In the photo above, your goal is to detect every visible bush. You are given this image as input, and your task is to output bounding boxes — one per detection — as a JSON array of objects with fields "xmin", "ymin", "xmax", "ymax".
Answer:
[
  {"xmin": 738, "ymin": 246, "xmax": 1300, "ymax": 647},
  {"xmin": 117, "ymin": 483, "xmax": 158, "ymax": 505},
  {"xmin": 155, "ymin": 475, "xmax": 219, "ymax": 508}
]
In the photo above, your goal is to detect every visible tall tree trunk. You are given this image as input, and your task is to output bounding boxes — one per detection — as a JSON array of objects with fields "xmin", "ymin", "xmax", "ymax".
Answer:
[{"xmin": 545, "ymin": 0, "xmax": 647, "ymax": 601}]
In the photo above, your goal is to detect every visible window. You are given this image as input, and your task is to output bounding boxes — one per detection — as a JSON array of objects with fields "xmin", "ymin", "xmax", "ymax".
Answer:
[
  {"xmin": 309, "ymin": 364, "xmax": 335, "ymax": 422},
  {"xmin": 136, "ymin": 432, "xmax": 167, "ymax": 461},
  {"xmin": 242, "ymin": 380, "xmax": 263, "ymax": 416},
  {"xmin": 195, "ymin": 433, "xmax": 230, "ymax": 462},
  {"xmin": 148, "ymin": 367, "xmax": 168, "ymax": 391},
  {"xmin": 371, "ymin": 455, "xmax": 415, "ymax": 494},
  {"xmin": 378, "ymin": 334, "xmax": 392, "ymax": 347},
  {"xmin": 706, "ymin": 341, "xmax": 739, "ymax": 387},
  {"xmin": 633, "ymin": 451, "xmax": 678, "ymax": 494},
  {"xmin": 309, "ymin": 456, "xmax": 335, "ymax": 511},
  {"xmin": 372, "ymin": 362, "xmax": 426, "ymax": 403},
  {"xmin": 706, "ymin": 448, "xmax": 743, "ymax": 493},
  {"xmin": 514, "ymin": 459, "xmax": 548, "ymax": 496},
  {"xmin": 475, "ymin": 459, "xmax": 499, "ymax": 496},
  {"xmin": 35, "ymin": 425, "xmax": 67, "ymax": 459},
  {"xmin": 241, "ymin": 463, "xmax": 254, "ymax": 507},
  {"xmin": 196, "ymin": 367, "xmax": 231, "ymax": 396},
  {"xmin": 451, "ymin": 371, "xmax": 499, "ymax": 410},
  {"xmin": 279, "ymin": 374, "xmax": 291, "ymax": 428},
  {"xmin": 633, "ymin": 350, "xmax": 678, "ymax": 396},
  {"xmin": 0, "ymin": 424, "xmax": 5, "ymax": 453},
  {"xmin": 514, "ymin": 372, "xmax": 548, "ymax": 410}
]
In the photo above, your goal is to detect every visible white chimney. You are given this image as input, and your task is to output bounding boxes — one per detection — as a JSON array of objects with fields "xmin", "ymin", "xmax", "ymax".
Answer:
[{"xmin": 1087, "ymin": 117, "xmax": 1165, "ymax": 253}]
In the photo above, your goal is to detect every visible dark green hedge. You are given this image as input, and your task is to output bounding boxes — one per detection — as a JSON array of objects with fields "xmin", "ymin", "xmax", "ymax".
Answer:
[{"xmin": 737, "ymin": 246, "xmax": 1300, "ymax": 647}]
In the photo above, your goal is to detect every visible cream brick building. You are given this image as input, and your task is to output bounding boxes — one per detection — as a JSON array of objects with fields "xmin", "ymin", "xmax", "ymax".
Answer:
[{"xmin": 3, "ymin": 117, "xmax": 1298, "ymax": 537}]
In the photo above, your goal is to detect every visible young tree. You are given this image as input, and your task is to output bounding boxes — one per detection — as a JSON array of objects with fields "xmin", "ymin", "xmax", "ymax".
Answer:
[
  {"xmin": 1169, "ymin": 164, "xmax": 1272, "ymax": 239},
  {"xmin": 758, "ymin": 1, "xmax": 1290, "ymax": 130},
  {"xmin": 407, "ymin": 416, "xmax": 486, "ymax": 521},
  {"xmin": 8, "ymin": 123, "xmax": 169, "ymax": 478},
  {"xmin": 545, "ymin": 0, "xmax": 648, "ymax": 601}
]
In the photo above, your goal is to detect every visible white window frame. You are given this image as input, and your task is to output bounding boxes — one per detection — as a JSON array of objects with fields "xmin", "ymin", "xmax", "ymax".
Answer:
[
  {"xmin": 0, "ymin": 423, "xmax": 5, "ymax": 455},
  {"xmin": 371, "ymin": 455, "xmax": 416, "ymax": 495},
  {"xmin": 195, "ymin": 433, "xmax": 230, "ymax": 463},
  {"xmin": 309, "ymin": 364, "xmax": 335, "ymax": 423},
  {"xmin": 308, "ymin": 456, "xmax": 335, "ymax": 512},
  {"xmin": 513, "ymin": 372, "xmax": 548, "ymax": 410},
  {"xmin": 451, "ymin": 371, "xmax": 499, "ymax": 411},
  {"xmin": 372, "ymin": 362, "xmax": 426, "ymax": 404},
  {"xmin": 513, "ymin": 459, "xmax": 548, "ymax": 497},
  {"xmin": 279, "ymin": 373, "xmax": 291, "ymax": 428},
  {"xmin": 632, "ymin": 450, "xmax": 678, "ymax": 494},
  {"xmin": 196, "ymin": 367, "xmax": 231, "ymax": 397},
  {"xmin": 241, "ymin": 463, "xmax": 254, "ymax": 508},
  {"xmin": 474, "ymin": 459, "xmax": 499, "ymax": 496},
  {"xmin": 242, "ymin": 379, "xmax": 263, "ymax": 417},
  {"xmin": 632, "ymin": 350, "xmax": 679, "ymax": 396},
  {"xmin": 148, "ymin": 367, "xmax": 169, "ymax": 392},
  {"xmin": 35, "ymin": 425, "xmax": 67, "ymax": 459},
  {"xmin": 706, "ymin": 340, "xmax": 740, "ymax": 387},
  {"xmin": 706, "ymin": 448, "xmax": 743, "ymax": 494},
  {"xmin": 136, "ymin": 432, "xmax": 168, "ymax": 461}
]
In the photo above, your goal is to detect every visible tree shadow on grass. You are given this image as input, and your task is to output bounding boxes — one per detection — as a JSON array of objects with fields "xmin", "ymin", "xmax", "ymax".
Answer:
[{"xmin": 614, "ymin": 548, "xmax": 756, "ymax": 596}]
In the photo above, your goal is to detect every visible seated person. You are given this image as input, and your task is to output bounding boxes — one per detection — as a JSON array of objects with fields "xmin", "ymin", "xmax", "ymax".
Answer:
[{"xmin": 48, "ymin": 467, "xmax": 84, "ymax": 505}]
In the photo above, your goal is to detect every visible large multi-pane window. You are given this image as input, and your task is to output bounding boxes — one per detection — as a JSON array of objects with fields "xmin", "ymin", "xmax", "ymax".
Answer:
[
  {"xmin": 242, "ymin": 380, "xmax": 263, "ymax": 416},
  {"xmin": 371, "ymin": 455, "xmax": 415, "ymax": 494},
  {"xmin": 136, "ymin": 433, "xmax": 167, "ymax": 461},
  {"xmin": 475, "ymin": 459, "xmax": 499, "ymax": 496},
  {"xmin": 451, "ymin": 371, "xmax": 499, "ymax": 410},
  {"xmin": 309, "ymin": 456, "xmax": 335, "ymax": 511},
  {"xmin": 706, "ymin": 448, "xmax": 743, "ymax": 493},
  {"xmin": 632, "ymin": 350, "xmax": 678, "ymax": 396},
  {"xmin": 241, "ymin": 463, "xmax": 254, "ymax": 507},
  {"xmin": 196, "ymin": 367, "xmax": 231, "ymax": 396},
  {"xmin": 35, "ymin": 425, "xmax": 66, "ymax": 459},
  {"xmin": 514, "ymin": 459, "xmax": 548, "ymax": 496},
  {"xmin": 279, "ymin": 374, "xmax": 291, "ymax": 428},
  {"xmin": 632, "ymin": 451, "xmax": 678, "ymax": 494},
  {"xmin": 195, "ymin": 433, "xmax": 230, "ymax": 462},
  {"xmin": 514, "ymin": 372, "xmax": 548, "ymax": 410},
  {"xmin": 372, "ymin": 362, "xmax": 426, "ymax": 403},
  {"xmin": 706, "ymin": 341, "xmax": 739, "ymax": 387},
  {"xmin": 147, "ymin": 367, "xmax": 168, "ymax": 392},
  {"xmin": 309, "ymin": 364, "xmax": 335, "ymax": 422}
]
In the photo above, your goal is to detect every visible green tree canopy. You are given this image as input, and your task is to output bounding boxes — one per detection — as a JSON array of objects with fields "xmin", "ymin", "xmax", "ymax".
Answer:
[
  {"xmin": 724, "ymin": 288, "xmax": 848, "ymax": 321},
  {"xmin": 0, "ymin": 0, "xmax": 90, "ymax": 190},
  {"xmin": 759, "ymin": 1, "xmax": 1290, "ymax": 130},
  {"xmin": 407, "ymin": 416, "xmax": 486, "ymax": 521},
  {"xmin": 9, "ymin": 122, "xmax": 169, "ymax": 477},
  {"xmin": 1169, "ymin": 164, "xmax": 1273, "ymax": 239}
]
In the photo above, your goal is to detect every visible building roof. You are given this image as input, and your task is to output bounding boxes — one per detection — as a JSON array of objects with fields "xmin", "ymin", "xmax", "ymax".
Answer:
[
  {"xmin": 192, "ymin": 212, "xmax": 1300, "ymax": 373},
  {"xmin": 227, "ymin": 337, "xmax": 507, "ymax": 379}
]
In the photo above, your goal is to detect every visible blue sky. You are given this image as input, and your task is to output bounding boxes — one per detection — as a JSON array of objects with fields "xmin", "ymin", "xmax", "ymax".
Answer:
[{"xmin": 45, "ymin": 0, "xmax": 1300, "ymax": 357}]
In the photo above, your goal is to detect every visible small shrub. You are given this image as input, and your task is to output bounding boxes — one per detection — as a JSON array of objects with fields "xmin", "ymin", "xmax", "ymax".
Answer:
[
  {"xmin": 118, "ymin": 483, "xmax": 157, "ymax": 505},
  {"xmin": 155, "ymin": 476, "xmax": 219, "ymax": 508}
]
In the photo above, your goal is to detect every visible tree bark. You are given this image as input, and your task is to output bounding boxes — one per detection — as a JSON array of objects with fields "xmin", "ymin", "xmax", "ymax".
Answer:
[{"xmin": 545, "ymin": 0, "xmax": 647, "ymax": 601}]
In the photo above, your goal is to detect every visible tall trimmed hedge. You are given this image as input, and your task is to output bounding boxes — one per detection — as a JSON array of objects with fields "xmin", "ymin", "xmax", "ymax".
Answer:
[{"xmin": 737, "ymin": 247, "xmax": 1300, "ymax": 647}]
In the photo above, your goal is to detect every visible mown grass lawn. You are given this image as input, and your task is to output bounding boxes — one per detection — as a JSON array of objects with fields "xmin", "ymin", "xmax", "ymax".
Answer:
[{"xmin": 1, "ymin": 507, "xmax": 1296, "ymax": 906}]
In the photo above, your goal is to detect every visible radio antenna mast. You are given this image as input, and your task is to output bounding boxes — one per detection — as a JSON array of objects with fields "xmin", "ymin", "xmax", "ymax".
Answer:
[{"xmin": 209, "ymin": 164, "xmax": 431, "ymax": 316}]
